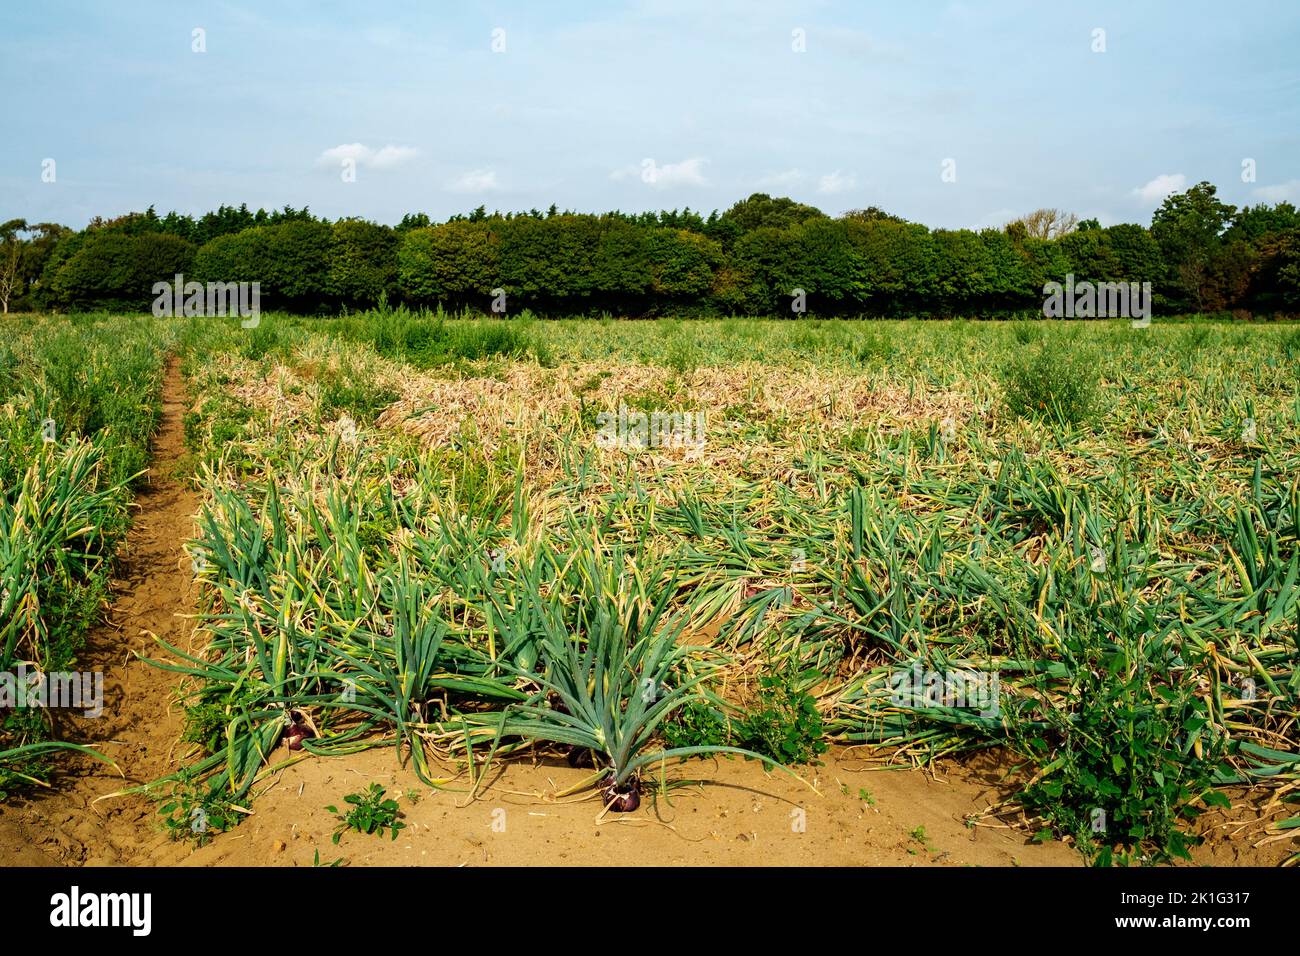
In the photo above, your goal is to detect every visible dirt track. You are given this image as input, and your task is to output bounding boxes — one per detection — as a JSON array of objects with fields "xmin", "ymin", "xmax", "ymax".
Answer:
[{"xmin": 0, "ymin": 359, "xmax": 194, "ymax": 865}]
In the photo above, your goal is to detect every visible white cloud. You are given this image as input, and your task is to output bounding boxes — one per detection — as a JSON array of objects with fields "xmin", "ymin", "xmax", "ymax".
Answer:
[
  {"xmin": 1132, "ymin": 173, "xmax": 1186, "ymax": 204},
  {"xmin": 817, "ymin": 170, "xmax": 856, "ymax": 194},
  {"xmin": 611, "ymin": 157, "xmax": 708, "ymax": 188},
  {"xmin": 317, "ymin": 143, "xmax": 418, "ymax": 170},
  {"xmin": 318, "ymin": 143, "xmax": 369, "ymax": 165},
  {"xmin": 446, "ymin": 168, "xmax": 501, "ymax": 193},
  {"xmin": 369, "ymin": 145, "xmax": 419, "ymax": 169},
  {"xmin": 1253, "ymin": 179, "xmax": 1300, "ymax": 203}
]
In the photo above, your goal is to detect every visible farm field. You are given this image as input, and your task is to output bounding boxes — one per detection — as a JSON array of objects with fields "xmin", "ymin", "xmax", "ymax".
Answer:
[{"xmin": 0, "ymin": 311, "xmax": 1297, "ymax": 867}]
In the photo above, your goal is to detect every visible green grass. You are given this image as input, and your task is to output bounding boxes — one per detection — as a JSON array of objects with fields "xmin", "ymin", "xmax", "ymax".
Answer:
[{"xmin": 316, "ymin": 301, "xmax": 548, "ymax": 368}]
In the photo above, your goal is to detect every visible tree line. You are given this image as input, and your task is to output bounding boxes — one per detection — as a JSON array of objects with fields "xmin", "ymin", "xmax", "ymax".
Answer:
[{"xmin": 2, "ymin": 182, "xmax": 1297, "ymax": 317}]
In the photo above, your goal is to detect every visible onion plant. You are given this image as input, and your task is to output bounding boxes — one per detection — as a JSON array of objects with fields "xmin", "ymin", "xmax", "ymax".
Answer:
[
  {"xmin": 0, "ymin": 316, "xmax": 167, "ymax": 789},
  {"xmin": 159, "ymin": 317, "xmax": 1300, "ymax": 861},
  {"xmin": 476, "ymin": 534, "xmax": 797, "ymax": 810}
]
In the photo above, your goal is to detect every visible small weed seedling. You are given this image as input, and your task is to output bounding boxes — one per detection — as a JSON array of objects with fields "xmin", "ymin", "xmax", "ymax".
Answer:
[
  {"xmin": 326, "ymin": 784, "xmax": 406, "ymax": 844},
  {"xmin": 909, "ymin": 825, "xmax": 933, "ymax": 853},
  {"xmin": 736, "ymin": 674, "xmax": 828, "ymax": 765}
]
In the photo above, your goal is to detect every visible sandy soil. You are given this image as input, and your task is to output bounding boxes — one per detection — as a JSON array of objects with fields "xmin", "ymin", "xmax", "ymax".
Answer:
[
  {"xmin": 152, "ymin": 746, "xmax": 1087, "ymax": 867},
  {"xmin": 0, "ymin": 360, "xmax": 1290, "ymax": 868},
  {"xmin": 146, "ymin": 744, "xmax": 1294, "ymax": 868}
]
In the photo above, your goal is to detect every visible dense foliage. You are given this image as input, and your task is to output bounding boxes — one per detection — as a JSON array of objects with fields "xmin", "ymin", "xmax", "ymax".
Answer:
[{"xmin": 4, "ymin": 183, "xmax": 1299, "ymax": 317}]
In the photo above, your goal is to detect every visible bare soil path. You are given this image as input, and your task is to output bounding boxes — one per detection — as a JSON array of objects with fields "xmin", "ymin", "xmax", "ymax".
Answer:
[{"xmin": 0, "ymin": 358, "xmax": 194, "ymax": 865}]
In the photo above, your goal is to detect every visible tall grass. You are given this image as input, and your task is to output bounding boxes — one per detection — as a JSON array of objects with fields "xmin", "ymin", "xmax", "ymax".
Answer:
[{"xmin": 315, "ymin": 301, "xmax": 549, "ymax": 368}]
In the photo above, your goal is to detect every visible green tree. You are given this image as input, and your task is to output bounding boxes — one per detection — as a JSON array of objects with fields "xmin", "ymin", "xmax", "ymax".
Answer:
[
  {"xmin": 497, "ymin": 215, "xmax": 600, "ymax": 307},
  {"xmin": 719, "ymin": 193, "xmax": 826, "ymax": 235},
  {"xmin": 931, "ymin": 229, "xmax": 995, "ymax": 308},
  {"xmin": 792, "ymin": 219, "xmax": 868, "ymax": 310},
  {"xmin": 193, "ymin": 220, "xmax": 333, "ymax": 309},
  {"xmin": 1246, "ymin": 228, "xmax": 1300, "ymax": 311},
  {"xmin": 49, "ymin": 231, "xmax": 194, "ymax": 310},
  {"xmin": 978, "ymin": 229, "xmax": 1030, "ymax": 305},
  {"xmin": 6, "ymin": 222, "xmax": 71, "ymax": 310},
  {"xmin": 592, "ymin": 218, "xmax": 651, "ymax": 299},
  {"xmin": 1012, "ymin": 236, "xmax": 1070, "ymax": 301},
  {"xmin": 728, "ymin": 226, "xmax": 804, "ymax": 314},
  {"xmin": 1150, "ymin": 181, "xmax": 1237, "ymax": 311},
  {"xmin": 648, "ymin": 229, "xmax": 722, "ymax": 299},
  {"xmin": 1060, "ymin": 228, "xmax": 1120, "ymax": 284},
  {"xmin": 329, "ymin": 219, "xmax": 398, "ymax": 306},
  {"xmin": 843, "ymin": 219, "xmax": 937, "ymax": 313},
  {"xmin": 1204, "ymin": 239, "xmax": 1255, "ymax": 311},
  {"xmin": 1105, "ymin": 223, "xmax": 1165, "ymax": 286},
  {"xmin": 1228, "ymin": 202, "xmax": 1300, "ymax": 243},
  {"xmin": 397, "ymin": 221, "xmax": 499, "ymax": 306},
  {"xmin": 396, "ymin": 212, "xmax": 432, "ymax": 232},
  {"xmin": 841, "ymin": 206, "xmax": 907, "ymax": 223}
]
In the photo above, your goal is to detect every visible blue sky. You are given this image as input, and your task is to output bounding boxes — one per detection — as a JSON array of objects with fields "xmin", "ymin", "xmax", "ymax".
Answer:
[{"xmin": 2, "ymin": 0, "xmax": 1298, "ymax": 229}]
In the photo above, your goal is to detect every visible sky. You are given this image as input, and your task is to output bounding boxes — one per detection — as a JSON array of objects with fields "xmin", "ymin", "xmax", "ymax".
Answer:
[{"xmin": 2, "ymin": 0, "xmax": 1298, "ymax": 230}]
